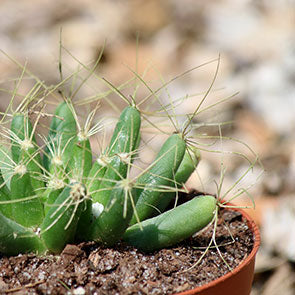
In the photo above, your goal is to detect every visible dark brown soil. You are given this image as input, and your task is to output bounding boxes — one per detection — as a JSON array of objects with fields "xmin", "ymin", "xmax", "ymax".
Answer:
[{"xmin": 0, "ymin": 208, "xmax": 253, "ymax": 295}]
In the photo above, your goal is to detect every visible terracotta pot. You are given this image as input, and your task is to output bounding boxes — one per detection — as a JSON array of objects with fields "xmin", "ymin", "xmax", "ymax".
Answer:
[{"xmin": 175, "ymin": 205, "xmax": 261, "ymax": 295}]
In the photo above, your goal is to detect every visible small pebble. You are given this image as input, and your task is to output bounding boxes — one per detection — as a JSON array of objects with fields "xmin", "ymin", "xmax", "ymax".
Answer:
[{"xmin": 73, "ymin": 286, "xmax": 86, "ymax": 295}]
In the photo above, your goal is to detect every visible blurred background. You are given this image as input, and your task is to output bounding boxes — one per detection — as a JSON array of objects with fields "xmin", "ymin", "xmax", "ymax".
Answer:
[{"xmin": 0, "ymin": 0, "xmax": 294, "ymax": 294}]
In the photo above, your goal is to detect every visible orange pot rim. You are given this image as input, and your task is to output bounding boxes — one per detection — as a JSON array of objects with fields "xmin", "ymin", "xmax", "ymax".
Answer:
[{"xmin": 176, "ymin": 203, "xmax": 261, "ymax": 295}]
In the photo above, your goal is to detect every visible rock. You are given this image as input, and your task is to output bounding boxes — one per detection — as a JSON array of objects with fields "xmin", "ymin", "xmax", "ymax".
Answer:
[{"xmin": 261, "ymin": 195, "xmax": 295, "ymax": 262}]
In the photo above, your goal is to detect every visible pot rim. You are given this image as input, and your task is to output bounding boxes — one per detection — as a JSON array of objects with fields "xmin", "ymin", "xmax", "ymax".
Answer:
[{"xmin": 176, "ymin": 203, "xmax": 261, "ymax": 295}]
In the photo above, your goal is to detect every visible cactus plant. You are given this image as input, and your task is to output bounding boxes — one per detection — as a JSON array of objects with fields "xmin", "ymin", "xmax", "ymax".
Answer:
[{"xmin": 0, "ymin": 89, "xmax": 219, "ymax": 256}]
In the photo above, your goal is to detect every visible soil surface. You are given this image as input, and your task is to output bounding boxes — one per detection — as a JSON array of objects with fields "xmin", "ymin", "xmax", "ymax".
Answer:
[{"xmin": 0, "ymin": 207, "xmax": 254, "ymax": 295}]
